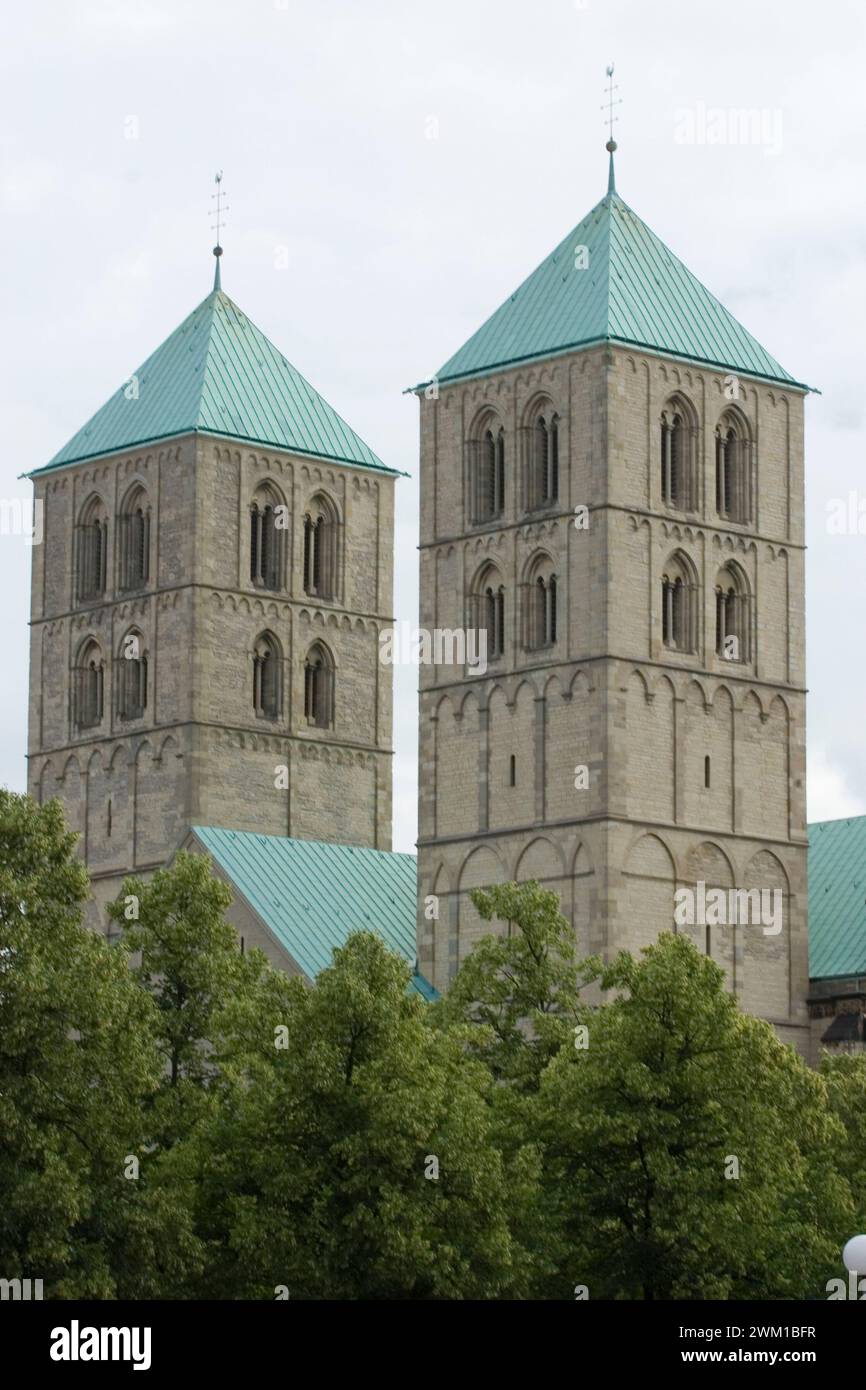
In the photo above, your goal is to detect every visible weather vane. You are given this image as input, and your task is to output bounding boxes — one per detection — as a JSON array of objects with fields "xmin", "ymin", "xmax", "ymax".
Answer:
[
  {"xmin": 210, "ymin": 171, "xmax": 229, "ymax": 289},
  {"xmin": 602, "ymin": 63, "xmax": 621, "ymax": 152}
]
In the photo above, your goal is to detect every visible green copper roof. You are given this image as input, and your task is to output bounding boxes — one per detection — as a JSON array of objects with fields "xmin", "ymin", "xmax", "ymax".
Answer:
[
  {"xmin": 809, "ymin": 816, "xmax": 866, "ymax": 980},
  {"xmin": 34, "ymin": 289, "xmax": 396, "ymax": 476},
  {"xmin": 190, "ymin": 826, "xmax": 436, "ymax": 1000},
  {"xmin": 435, "ymin": 189, "xmax": 807, "ymax": 390}
]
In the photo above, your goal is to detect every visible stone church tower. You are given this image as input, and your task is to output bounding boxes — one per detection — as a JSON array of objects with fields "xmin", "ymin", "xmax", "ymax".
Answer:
[
  {"xmin": 416, "ymin": 152, "xmax": 811, "ymax": 1054},
  {"xmin": 27, "ymin": 256, "xmax": 399, "ymax": 927}
]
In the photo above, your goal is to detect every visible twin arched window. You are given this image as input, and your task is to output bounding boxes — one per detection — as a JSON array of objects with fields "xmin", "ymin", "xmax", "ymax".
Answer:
[
  {"xmin": 466, "ymin": 554, "xmax": 559, "ymax": 662},
  {"xmin": 659, "ymin": 399, "xmax": 753, "ymax": 524},
  {"xmin": 72, "ymin": 630, "xmax": 149, "ymax": 731},
  {"xmin": 74, "ymin": 486, "xmax": 151, "ymax": 603},
  {"xmin": 469, "ymin": 405, "xmax": 561, "ymax": 525},
  {"xmin": 660, "ymin": 554, "xmax": 752, "ymax": 661},
  {"xmin": 252, "ymin": 634, "xmax": 335, "ymax": 728}
]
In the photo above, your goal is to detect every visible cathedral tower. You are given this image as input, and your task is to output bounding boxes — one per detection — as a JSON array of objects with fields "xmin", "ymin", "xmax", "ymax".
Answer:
[
  {"xmin": 28, "ymin": 258, "xmax": 399, "ymax": 926},
  {"xmin": 415, "ymin": 152, "xmax": 810, "ymax": 1053}
]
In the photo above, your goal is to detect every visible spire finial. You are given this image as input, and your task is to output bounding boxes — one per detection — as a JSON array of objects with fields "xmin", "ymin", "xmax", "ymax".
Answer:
[
  {"xmin": 210, "ymin": 171, "xmax": 229, "ymax": 291},
  {"xmin": 602, "ymin": 64, "xmax": 621, "ymax": 195}
]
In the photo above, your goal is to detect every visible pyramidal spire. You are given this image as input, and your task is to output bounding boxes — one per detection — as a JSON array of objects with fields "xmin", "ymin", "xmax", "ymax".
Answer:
[
  {"xmin": 210, "ymin": 170, "xmax": 228, "ymax": 292},
  {"xmin": 602, "ymin": 64, "xmax": 621, "ymax": 197}
]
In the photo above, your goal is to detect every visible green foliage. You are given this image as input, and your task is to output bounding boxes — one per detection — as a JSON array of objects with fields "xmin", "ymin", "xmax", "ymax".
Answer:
[
  {"xmin": 537, "ymin": 933, "xmax": 850, "ymax": 1299},
  {"xmin": 186, "ymin": 932, "xmax": 535, "ymax": 1299},
  {"xmin": 0, "ymin": 791, "xmax": 166, "ymax": 1296},
  {"xmin": 2, "ymin": 796, "xmax": 858, "ymax": 1301},
  {"xmin": 821, "ymin": 1052, "xmax": 866, "ymax": 1232},
  {"xmin": 108, "ymin": 852, "xmax": 242, "ymax": 1087},
  {"xmin": 432, "ymin": 880, "xmax": 599, "ymax": 1090}
]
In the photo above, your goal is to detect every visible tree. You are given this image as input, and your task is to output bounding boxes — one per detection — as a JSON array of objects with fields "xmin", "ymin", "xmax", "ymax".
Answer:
[
  {"xmin": 821, "ymin": 1052, "xmax": 866, "ymax": 1234},
  {"xmin": 537, "ymin": 933, "xmax": 851, "ymax": 1299},
  {"xmin": 186, "ymin": 931, "xmax": 537, "ymax": 1299},
  {"xmin": 432, "ymin": 880, "xmax": 598, "ymax": 1091},
  {"xmin": 106, "ymin": 851, "xmax": 269, "ymax": 1151},
  {"xmin": 0, "ymin": 791, "xmax": 168, "ymax": 1296}
]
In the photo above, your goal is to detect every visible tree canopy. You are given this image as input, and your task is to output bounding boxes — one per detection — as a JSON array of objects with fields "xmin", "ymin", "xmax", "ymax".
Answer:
[{"xmin": 0, "ymin": 791, "xmax": 856, "ymax": 1300}]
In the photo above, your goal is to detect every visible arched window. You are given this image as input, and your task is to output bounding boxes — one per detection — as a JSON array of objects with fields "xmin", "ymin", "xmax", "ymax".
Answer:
[
  {"xmin": 715, "ymin": 413, "xmax": 752, "ymax": 523},
  {"xmin": 523, "ymin": 555, "xmax": 558, "ymax": 649},
  {"xmin": 250, "ymin": 485, "xmax": 286, "ymax": 590},
  {"xmin": 303, "ymin": 494, "xmax": 340, "ymax": 600},
  {"xmin": 468, "ymin": 416, "xmax": 505, "ymax": 523},
  {"xmin": 660, "ymin": 400, "xmax": 697, "ymax": 511},
  {"xmin": 714, "ymin": 564, "xmax": 751, "ymax": 662},
  {"xmin": 525, "ymin": 408, "xmax": 559, "ymax": 509},
  {"xmin": 117, "ymin": 629, "xmax": 148, "ymax": 721},
  {"xmin": 304, "ymin": 642, "xmax": 334, "ymax": 728},
  {"xmin": 468, "ymin": 563, "xmax": 505, "ymax": 662},
  {"xmin": 253, "ymin": 632, "xmax": 282, "ymax": 720},
  {"xmin": 661, "ymin": 553, "xmax": 698, "ymax": 653},
  {"xmin": 118, "ymin": 485, "xmax": 151, "ymax": 592},
  {"xmin": 75, "ymin": 496, "xmax": 108, "ymax": 603},
  {"xmin": 74, "ymin": 638, "xmax": 104, "ymax": 730}
]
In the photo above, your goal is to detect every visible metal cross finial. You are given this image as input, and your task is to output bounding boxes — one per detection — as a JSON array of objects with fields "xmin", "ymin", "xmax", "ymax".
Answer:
[
  {"xmin": 601, "ymin": 63, "xmax": 621, "ymax": 152},
  {"xmin": 210, "ymin": 171, "xmax": 229, "ymax": 289}
]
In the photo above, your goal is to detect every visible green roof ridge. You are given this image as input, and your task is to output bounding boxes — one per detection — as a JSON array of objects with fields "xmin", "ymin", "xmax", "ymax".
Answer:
[
  {"xmin": 431, "ymin": 189, "xmax": 810, "ymax": 391},
  {"xmin": 32, "ymin": 287, "xmax": 399, "ymax": 478}
]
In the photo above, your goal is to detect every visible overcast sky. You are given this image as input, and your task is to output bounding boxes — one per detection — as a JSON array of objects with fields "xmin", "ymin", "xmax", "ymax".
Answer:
[{"xmin": 2, "ymin": 0, "xmax": 864, "ymax": 854}]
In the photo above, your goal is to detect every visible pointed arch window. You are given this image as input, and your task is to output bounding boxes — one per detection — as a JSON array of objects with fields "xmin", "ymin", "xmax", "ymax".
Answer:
[
  {"xmin": 716, "ymin": 414, "xmax": 752, "ymax": 523},
  {"xmin": 253, "ymin": 633, "xmax": 282, "ymax": 720},
  {"xmin": 75, "ymin": 497, "xmax": 108, "ymax": 603},
  {"xmin": 660, "ymin": 403, "xmax": 697, "ymax": 512},
  {"xmin": 250, "ymin": 487, "xmax": 285, "ymax": 590},
  {"xmin": 304, "ymin": 643, "xmax": 334, "ymax": 728},
  {"xmin": 468, "ymin": 419, "xmax": 505, "ymax": 524},
  {"xmin": 74, "ymin": 640, "xmax": 104, "ymax": 730},
  {"xmin": 118, "ymin": 486, "xmax": 151, "ymax": 593},
  {"xmin": 303, "ymin": 495, "xmax": 340, "ymax": 600},
  {"xmin": 117, "ymin": 631, "xmax": 148, "ymax": 721}
]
